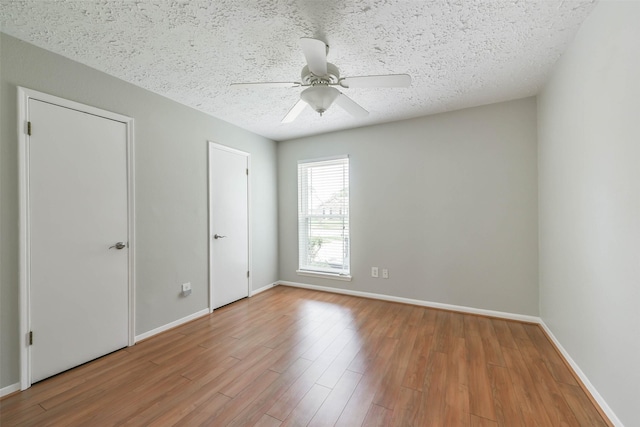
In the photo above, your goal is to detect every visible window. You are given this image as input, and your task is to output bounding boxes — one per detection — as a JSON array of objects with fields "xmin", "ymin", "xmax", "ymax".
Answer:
[{"xmin": 298, "ymin": 156, "xmax": 350, "ymax": 278}]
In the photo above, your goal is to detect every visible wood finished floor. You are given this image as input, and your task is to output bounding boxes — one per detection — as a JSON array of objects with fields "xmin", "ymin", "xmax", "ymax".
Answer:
[{"xmin": 1, "ymin": 286, "xmax": 610, "ymax": 426}]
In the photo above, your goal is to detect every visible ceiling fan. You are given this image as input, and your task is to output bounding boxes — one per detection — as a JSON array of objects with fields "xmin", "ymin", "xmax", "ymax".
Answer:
[{"xmin": 231, "ymin": 37, "xmax": 412, "ymax": 123}]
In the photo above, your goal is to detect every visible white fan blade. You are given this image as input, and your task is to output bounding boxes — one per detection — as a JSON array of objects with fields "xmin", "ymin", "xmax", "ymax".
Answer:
[
  {"xmin": 334, "ymin": 93, "xmax": 369, "ymax": 118},
  {"xmin": 231, "ymin": 82, "xmax": 300, "ymax": 88},
  {"xmin": 339, "ymin": 74, "xmax": 411, "ymax": 88},
  {"xmin": 299, "ymin": 37, "xmax": 328, "ymax": 76},
  {"xmin": 282, "ymin": 99, "xmax": 308, "ymax": 123}
]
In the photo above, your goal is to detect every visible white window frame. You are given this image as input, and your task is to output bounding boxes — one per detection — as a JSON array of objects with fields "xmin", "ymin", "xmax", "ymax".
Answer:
[{"xmin": 297, "ymin": 155, "xmax": 351, "ymax": 281}]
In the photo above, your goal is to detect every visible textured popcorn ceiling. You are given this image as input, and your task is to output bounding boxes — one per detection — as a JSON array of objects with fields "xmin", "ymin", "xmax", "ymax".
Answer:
[{"xmin": 0, "ymin": 0, "xmax": 596, "ymax": 141}]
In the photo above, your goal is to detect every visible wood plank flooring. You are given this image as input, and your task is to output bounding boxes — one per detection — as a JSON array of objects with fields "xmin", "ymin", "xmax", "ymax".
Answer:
[{"xmin": 0, "ymin": 286, "xmax": 611, "ymax": 426}]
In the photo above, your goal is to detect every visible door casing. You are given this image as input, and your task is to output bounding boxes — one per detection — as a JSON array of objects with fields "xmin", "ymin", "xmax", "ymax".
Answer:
[
  {"xmin": 17, "ymin": 87, "xmax": 136, "ymax": 390},
  {"xmin": 208, "ymin": 141, "xmax": 252, "ymax": 311}
]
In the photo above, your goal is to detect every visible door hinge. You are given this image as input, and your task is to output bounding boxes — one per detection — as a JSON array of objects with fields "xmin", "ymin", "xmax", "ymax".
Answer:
[
  {"xmin": 27, "ymin": 121, "xmax": 32, "ymax": 136},
  {"xmin": 246, "ymin": 168, "xmax": 249, "ymax": 175},
  {"xmin": 29, "ymin": 331, "xmax": 33, "ymax": 346},
  {"xmin": 247, "ymin": 271, "xmax": 250, "ymax": 278}
]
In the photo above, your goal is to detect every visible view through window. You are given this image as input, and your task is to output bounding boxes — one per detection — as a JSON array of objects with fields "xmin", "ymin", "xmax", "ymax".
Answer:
[{"xmin": 297, "ymin": 156, "xmax": 350, "ymax": 276}]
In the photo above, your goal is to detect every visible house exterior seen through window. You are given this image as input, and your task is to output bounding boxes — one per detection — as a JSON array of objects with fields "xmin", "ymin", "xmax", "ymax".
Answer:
[{"xmin": 297, "ymin": 156, "xmax": 350, "ymax": 277}]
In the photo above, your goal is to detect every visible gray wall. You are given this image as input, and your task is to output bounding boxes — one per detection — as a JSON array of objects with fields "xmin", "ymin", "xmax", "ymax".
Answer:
[
  {"xmin": 538, "ymin": 2, "xmax": 640, "ymax": 425},
  {"xmin": 0, "ymin": 33, "xmax": 279, "ymax": 389},
  {"xmin": 278, "ymin": 98, "xmax": 539, "ymax": 315}
]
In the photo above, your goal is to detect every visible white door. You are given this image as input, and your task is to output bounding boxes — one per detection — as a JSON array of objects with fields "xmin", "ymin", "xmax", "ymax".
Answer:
[
  {"xmin": 25, "ymin": 95, "xmax": 131, "ymax": 384},
  {"xmin": 209, "ymin": 142, "xmax": 250, "ymax": 309}
]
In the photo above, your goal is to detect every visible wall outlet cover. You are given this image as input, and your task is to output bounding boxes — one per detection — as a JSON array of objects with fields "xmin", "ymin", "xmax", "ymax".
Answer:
[{"xmin": 181, "ymin": 282, "xmax": 192, "ymax": 296}]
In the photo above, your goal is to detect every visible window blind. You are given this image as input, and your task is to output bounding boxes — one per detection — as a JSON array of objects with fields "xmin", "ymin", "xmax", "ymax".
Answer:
[{"xmin": 298, "ymin": 156, "xmax": 350, "ymax": 276}]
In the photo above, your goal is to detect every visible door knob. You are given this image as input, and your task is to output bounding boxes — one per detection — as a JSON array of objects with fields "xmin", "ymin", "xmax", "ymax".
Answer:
[
  {"xmin": 109, "ymin": 242, "xmax": 126, "ymax": 250},
  {"xmin": 214, "ymin": 234, "xmax": 227, "ymax": 239}
]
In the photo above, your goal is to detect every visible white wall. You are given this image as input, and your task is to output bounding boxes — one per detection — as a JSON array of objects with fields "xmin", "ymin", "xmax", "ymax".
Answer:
[
  {"xmin": 278, "ymin": 98, "xmax": 539, "ymax": 315},
  {"xmin": 0, "ymin": 33, "xmax": 279, "ymax": 389},
  {"xmin": 538, "ymin": 2, "xmax": 640, "ymax": 425}
]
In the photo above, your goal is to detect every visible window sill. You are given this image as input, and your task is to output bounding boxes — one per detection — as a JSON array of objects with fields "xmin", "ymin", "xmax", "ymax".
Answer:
[{"xmin": 296, "ymin": 270, "xmax": 352, "ymax": 282}]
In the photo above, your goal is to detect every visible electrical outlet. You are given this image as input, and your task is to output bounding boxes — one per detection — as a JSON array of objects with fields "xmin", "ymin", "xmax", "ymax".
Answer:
[
  {"xmin": 181, "ymin": 282, "xmax": 192, "ymax": 296},
  {"xmin": 382, "ymin": 269, "xmax": 389, "ymax": 279},
  {"xmin": 371, "ymin": 267, "xmax": 379, "ymax": 278}
]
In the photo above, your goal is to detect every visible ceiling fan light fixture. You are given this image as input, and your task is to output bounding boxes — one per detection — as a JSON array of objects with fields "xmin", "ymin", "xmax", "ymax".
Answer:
[{"xmin": 300, "ymin": 86, "xmax": 340, "ymax": 116}]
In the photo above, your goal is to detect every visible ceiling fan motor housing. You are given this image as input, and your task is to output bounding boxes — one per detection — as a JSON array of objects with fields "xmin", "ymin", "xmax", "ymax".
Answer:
[{"xmin": 301, "ymin": 63, "xmax": 340, "ymax": 86}]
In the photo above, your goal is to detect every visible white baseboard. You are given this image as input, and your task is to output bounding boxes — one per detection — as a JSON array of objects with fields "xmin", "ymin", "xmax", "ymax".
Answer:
[
  {"xmin": 135, "ymin": 308, "xmax": 209, "ymax": 342},
  {"xmin": 278, "ymin": 281, "xmax": 541, "ymax": 323},
  {"xmin": 252, "ymin": 282, "xmax": 278, "ymax": 296},
  {"xmin": 539, "ymin": 321, "xmax": 622, "ymax": 426},
  {"xmin": 1, "ymin": 382, "xmax": 20, "ymax": 398}
]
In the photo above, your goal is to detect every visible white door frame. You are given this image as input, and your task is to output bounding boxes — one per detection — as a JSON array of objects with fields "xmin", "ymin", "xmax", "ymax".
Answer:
[
  {"xmin": 17, "ymin": 87, "xmax": 136, "ymax": 390},
  {"xmin": 207, "ymin": 141, "xmax": 252, "ymax": 312}
]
